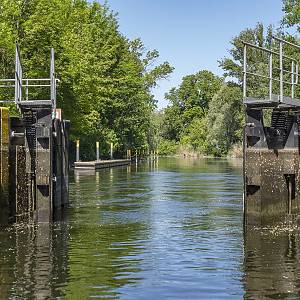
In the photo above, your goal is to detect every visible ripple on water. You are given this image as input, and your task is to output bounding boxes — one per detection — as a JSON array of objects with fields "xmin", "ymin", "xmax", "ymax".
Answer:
[{"xmin": 0, "ymin": 158, "xmax": 247, "ymax": 299}]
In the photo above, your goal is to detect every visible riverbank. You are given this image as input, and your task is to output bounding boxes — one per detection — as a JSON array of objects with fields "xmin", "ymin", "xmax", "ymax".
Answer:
[{"xmin": 159, "ymin": 144, "xmax": 243, "ymax": 160}]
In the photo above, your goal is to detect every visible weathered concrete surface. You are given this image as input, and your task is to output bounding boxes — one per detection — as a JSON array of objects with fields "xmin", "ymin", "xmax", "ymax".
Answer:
[
  {"xmin": 0, "ymin": 107, "xmax": 70, "ymax": 223},
  {"xmin": 244, "ymin": 230, "xmax": 300, "ymax": 298},
  {"xmin": 244, "ymin": 148, "xmax": 300, "ymax": 226},
  {"xmin": 243, "ymin": 106, "xmax": 300, "ymax": 227},
  {"xmin": 35, "ymin": 108, "xmax": 53, "ymax": 222},
  {"xmin": 0, "ymin": 108, "xmax": 9, "ymax": 221}
]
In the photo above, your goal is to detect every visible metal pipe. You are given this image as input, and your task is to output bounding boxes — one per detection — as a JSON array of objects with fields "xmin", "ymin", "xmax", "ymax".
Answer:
[
  {"xmin": 269, "ymin": 50, "xmax": 273, "ymax": 100},
  {"xmin": 0, "ymin": 79, "xmax": 15, "ymax": 82},
  {"xmin": 50, "ymin": 48, "xmax": 56, "ymax": 117},
  {"xmin": 280, "ymin": 41, "xmax": 283, "ymax": 103},
  {"xmin": 244, "ymin": 71, "xmax": 270, "ymax": 80},
  {"xmin": 242, "ymin": 41, "xmax": 296, "ymax": 61},
  {"xmin": 26, "ymin": 79, "xmax": 29, "ymax": 101},
  {"xmin": 242, "ymin": 41, "xmax": 276, "ymax": 55},
  {"xmin": 22, "ymin": 78, "xmax": 51, "ymax": 81},
  {"xmin": 243, "ymin": 44, "xmax": 247, "ymax": 98},
  {"xmin": 15, "ymin": 46, "xmax": 18, "ymax": 103},
  {"xmin": 273, "ymin": 67, "xmax": 297, "ymax": 75},
  {"xmin": 272, "ymin": 35, "xmax": 300, "ymax": 51},
  {"xmin": 24, "ymin": 84, "xmax": 52, "ymax": 87},
  {"xmin": 271, "ymin": 77, "xmax": 296, "ymax": 85},
  {"xmin": 292, "ymin": 61, "xmax": 295, "ymax": 98},
  {"xmin": 0, "ymin": 84, "xmax": 51, "ymax": 88}
]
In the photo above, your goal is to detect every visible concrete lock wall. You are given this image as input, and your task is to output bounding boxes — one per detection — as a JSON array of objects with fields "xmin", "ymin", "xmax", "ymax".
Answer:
[
  {"xmin": 244, "ymin": 108, "xmax": 300, "ymax": 226},
  {"xmin": 9, "ymin": 117, "xmax": 27, "ymax": 222},
  {"xmin": 0, "ymin": 106, "xmax": 69, "ymax": 224},
  {"xmin": 0, "ymin": 108, "xmax": 9, "ymax": 221}
]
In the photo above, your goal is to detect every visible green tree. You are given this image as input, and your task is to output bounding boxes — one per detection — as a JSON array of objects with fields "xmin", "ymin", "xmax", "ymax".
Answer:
[
  {"xmin": 205, "ymin": 84, "xmax": 243, "ymax": 156},
  {"xmin": 179, "ymin": 117, "xmax": 209, "ymax": 154},
  {"xmin": 163, "ymin": 70, "xmax": 223, "ymax": 144},
  {"xmin": 283, "ymin": 0, "xmax": 300, "ymax": 29}
]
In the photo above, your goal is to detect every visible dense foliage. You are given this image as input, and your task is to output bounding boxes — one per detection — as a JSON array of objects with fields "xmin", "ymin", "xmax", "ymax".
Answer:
[{"xmin": 0, "ymin": 0, "xmax": 173, "ymax": 159}]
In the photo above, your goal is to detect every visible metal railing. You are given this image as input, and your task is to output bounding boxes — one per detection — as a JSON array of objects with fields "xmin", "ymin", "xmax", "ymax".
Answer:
[
  {"xmin": 0, "ymin": 43, "xmax": 57, "ymax": 117},
  {"xmin": 242, "ymin": 36, "xmax": 300, "ymax": 102}
]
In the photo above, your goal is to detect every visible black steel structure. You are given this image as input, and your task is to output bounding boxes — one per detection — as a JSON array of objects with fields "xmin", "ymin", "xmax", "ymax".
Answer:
[{"xmin": 0, "ymin": 44, "xmax": 69, "ymax": 223}]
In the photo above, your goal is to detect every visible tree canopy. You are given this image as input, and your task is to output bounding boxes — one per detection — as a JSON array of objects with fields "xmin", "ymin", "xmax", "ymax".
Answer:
[{"xmin": 0, "ymin": 0, "xmax": 173, "ymax": 159}]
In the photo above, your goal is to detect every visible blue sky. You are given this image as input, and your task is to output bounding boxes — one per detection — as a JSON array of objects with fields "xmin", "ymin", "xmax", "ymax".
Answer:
[{"xmin": 100, "ymin": 0, "xmax": 285, "ymax": 108}]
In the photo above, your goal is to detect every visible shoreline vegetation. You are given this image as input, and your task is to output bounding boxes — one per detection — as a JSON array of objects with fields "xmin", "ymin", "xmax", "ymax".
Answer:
[
  {"xmin": 0, "ymin": 0, "xmax": 299, "ymax": 160},
  {"xmin": 158, "ymin": 144, "xmax": 243, "ymax": 159}
]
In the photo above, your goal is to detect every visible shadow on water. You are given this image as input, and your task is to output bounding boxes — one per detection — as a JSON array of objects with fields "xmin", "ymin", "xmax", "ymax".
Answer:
[
  {"xmin": 243, "ymin": 228, "xmax": 300, "ymax": 299},
  {"xmin": 0, "ymin": 221, "xmax": 69, "ymax": 300}
]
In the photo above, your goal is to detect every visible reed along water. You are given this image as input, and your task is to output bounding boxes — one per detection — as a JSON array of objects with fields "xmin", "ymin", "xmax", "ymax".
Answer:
[{"xmin": 0, "ymin": 158, "xmax": 299, "ymax": 299}]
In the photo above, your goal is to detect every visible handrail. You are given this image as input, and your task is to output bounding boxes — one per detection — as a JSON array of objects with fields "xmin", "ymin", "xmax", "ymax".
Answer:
[
  {"xmin": 0, "ymin": 45, "xmax": 57, "ymax": 118},
  {"xmin": 242, "ymin": 36, "xmax": 300, "ymax": 103}
]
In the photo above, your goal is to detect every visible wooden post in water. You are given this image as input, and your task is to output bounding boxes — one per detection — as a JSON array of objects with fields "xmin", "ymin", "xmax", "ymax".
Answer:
[
  {"xmin": 96, "ymin": 141, "xmax": 100, "ymax": 161},
  {"xmin": 127, "ymin": 149, "xmax": 131, "ymax": 160},
  {"xmin": 135, "ymin": 149, "xmax": 138, "ymax": 163},
  {"xmin": 110, "ymin": 142, "xmax": 113, "ymax": 160},
  {"xmin": 76, "ymin": 140, "xmax": 80, "ymax": 162}
]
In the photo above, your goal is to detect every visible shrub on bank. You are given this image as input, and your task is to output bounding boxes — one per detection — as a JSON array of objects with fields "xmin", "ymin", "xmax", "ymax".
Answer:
[{"xmin": 158, "ymin": 139, "xmax": 179, "ymax": 155}]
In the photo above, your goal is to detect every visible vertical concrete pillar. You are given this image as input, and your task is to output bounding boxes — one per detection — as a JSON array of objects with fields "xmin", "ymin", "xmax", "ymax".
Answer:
[
  {"xmin": 244, "ymin": 108, "xmax": 300, "ymax": 226},
  {"xmin": 0, "ymin": 107, "xmax": 9, "ymax": 221},
  {"xmin": 35, "ymin": 108, "xmax": 53, "ymax": 222},
  {"xmin": 9, "ymin": 117, "xmax": 27, "ymax": 222},
  {"xmin": 53, "ymin": 118, "xmax": 62, "ymax": 211},
  {"xmin": 61, "ymin": 120, "xmax": 70, "ymax": 207}
]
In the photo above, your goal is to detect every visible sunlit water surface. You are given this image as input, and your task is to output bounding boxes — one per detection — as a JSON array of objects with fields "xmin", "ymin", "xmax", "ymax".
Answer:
[{"xmin": 1, "ymin": 158, "xmax": 300, "ymax": 299}]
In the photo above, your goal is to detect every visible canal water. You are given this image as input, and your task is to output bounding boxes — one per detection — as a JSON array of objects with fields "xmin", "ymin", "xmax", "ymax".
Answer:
[{"xmin": 0, "ymin": 158, "xmax": 300, "ymax": 299}]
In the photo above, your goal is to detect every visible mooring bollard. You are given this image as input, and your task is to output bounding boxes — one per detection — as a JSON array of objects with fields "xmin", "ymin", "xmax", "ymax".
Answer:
[
  {"xmin": 96, "ymin": 141, "xmax": 99, "ymax": 161},
  {"xmin": 76, "ymin": 140, "xmax": 80, "ymax": 162},
  {"xmin": 110, "ymin": 142, "xmax": 113, "ymax": 160}
]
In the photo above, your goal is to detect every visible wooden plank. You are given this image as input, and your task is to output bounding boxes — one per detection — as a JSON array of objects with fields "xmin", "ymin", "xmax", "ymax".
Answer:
[{"xmin": 74, "ymin": 159, "xmax": 131, "ymax": 170}]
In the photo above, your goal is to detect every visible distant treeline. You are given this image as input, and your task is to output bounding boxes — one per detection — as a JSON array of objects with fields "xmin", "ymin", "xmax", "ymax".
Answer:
[{"xmin": 157, "ymin": 0, "xmax": 300, "ymax": 157}]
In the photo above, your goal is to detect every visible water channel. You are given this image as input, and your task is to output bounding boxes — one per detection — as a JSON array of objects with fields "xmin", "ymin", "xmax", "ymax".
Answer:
[{"xmin": 0, "ymin": 158, "xmax": 300, "ymax": 299}]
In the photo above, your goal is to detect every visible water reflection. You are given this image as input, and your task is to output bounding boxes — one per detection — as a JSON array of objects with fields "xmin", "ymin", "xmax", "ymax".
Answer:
[
  {"xmin": 68, "ymin": 166, "xmax": 148, "ymax": 299},
  {"xmin": 0, "ymin": 222, "xmax": 69, "ymax": 299},
  {"xmin": 0, "ymin": 158, "xmax": 246, "ymax": 299},
  {"xmin": 244, "ymin": 229, "xmax": 300, "ymax": 299}
]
